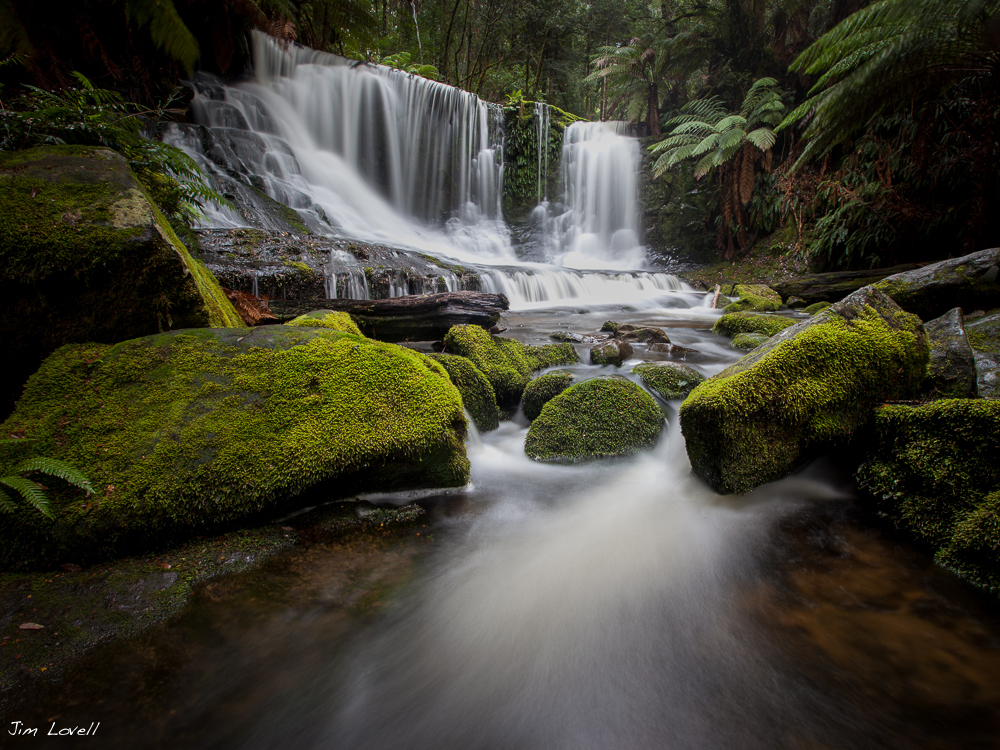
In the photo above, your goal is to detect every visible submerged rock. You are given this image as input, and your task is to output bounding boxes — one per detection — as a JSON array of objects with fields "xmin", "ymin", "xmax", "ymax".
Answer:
[
  {"xmin": 522, "ymin": 370, "xmax": 575, "ymax": 421},
  {"xmin": 712, "ymin": 313, "xmax": 796, "ymax": 338},
  {"xmin": 632, "ymin": 362, "xmax": 705, "ymax": 400},
  {"xmin": 590, "ymin": 339, "xmax": 634, "ymax": 366},
  {"xmin": 732, "ymin": 333, "xmax": 770, "ymax": 350},
  {"xmin": 0, "ymin": 327, "xmax": 470, "ymax": 569},
  {"xmin": 856, "ymin": 399, "xmax": 1000, "ymax": 591},
  {"xmin": 874, "ymin": 247, "xmax": 1000, "ymax": 320},
  {"xmin": 427, "ymin": 353, "xmax": 500, "ymax": 432},
  {"xmin": 965, "ymin": 311, "xmax": 1000, "ymax": 399},
  {"xmin": 681, "ymin": 287, "xmax": 928, "ymax": 495},
  {"xmin": 524, "ymin": 377, "xmax": 664, "ymax": 462},
  {"xmin": 722, "ymin": 284, "xmax": 782, "ymax": 313},
  {"xmin": 286, "ymin": 310, "xmax": 363, "ymax": 336},
  {"xmin": 921, "ymin": 308, "xmax": 977, "ymax": 399},
  {"xmin": 443, "ymin": 324, "xmax": 578, "ymax": 406}
]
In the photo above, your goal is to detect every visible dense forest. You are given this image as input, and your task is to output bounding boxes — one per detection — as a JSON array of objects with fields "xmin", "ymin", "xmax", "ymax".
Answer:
[{"xmin": 2, "ymin": 0, "xmax": 999, "ymax": 269}]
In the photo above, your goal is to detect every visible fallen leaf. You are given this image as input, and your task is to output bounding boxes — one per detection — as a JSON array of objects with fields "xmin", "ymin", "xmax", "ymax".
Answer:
[{"xmin": 19, "ymin": 623, "xmax": 44, "ymax": 630}]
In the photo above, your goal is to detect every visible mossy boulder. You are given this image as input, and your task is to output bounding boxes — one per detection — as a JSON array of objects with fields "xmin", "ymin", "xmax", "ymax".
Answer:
[
  {"xmin": 803, "ymin": 301, "xmax": 832, "ymax": 316},
  {"xmin": 0, "ymin": 327, "xmax": 469, "ymax": 569},
  {"xmin": 590, "ymin": 339, "xmax": 634, "ymax": 366},
  {"xmin": 732, "ymin": 333, "xmax": 770, "ymax": 350},
  {"xmin": 524, "ymin": 377, "xmax": 664, "ymax": 462},
  {"xmin": 712, "ymin": 313, "xmax": 796, "ymax": 338},
  {"xmin": 874, "ymin": 247, "xmax": 1000, "ymax": 321},
  {"xmin": 286, "ymin": 310, "xmax": 362, "ymax": 336},
  {"xmin": 856, "ymin": 400, "xmax": 1000, "ymax": 590},
  {"xmin": 601, "ymin": 321, "xmax": 619, "ymax": 332},
  {"xmin": 522, "ymin": 370, "xmax": 575, "ymax": 421},
  {"xmin": 786, "ymin": 297, "xmax": 808, "ymax": 309},
  {"xmin": 632, "ymin": 362, "xmax": 705, "ymax": 400},
  {"xmin": 921, "ymin": 308, "xmax": 977, "ymax": 399},
  {"xmin": 442, "ymin": 324, "xmax": 578, "ymax": 406},
  {"xmin": 0, "ymin": 146, "xmax": 241, "ymax": 415},
  {"xmin": 965, "ymin": 311, "xmax": 1000, "ymax": 399},
  {"xmin": 722, "ymin": 284, "xmax": 782, "ymax": 313},
  {"xmin": 427, "ymin": 353, "xmax": 500, "ymax": 432},
  {"xmin": 681, "ymin": 287, "xmax": 929, "ymax": 494}
]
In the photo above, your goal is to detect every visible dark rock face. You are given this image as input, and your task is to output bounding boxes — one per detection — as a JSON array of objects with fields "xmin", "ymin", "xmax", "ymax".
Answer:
[
  {"xmin": 773, "ymin": 264, "xmax": 923, "ymax": 304},
  {"xmin": 874, "ymin": 248, "xmax": 1000, "ymax": 321},
  {"xmin": 965, "ymin": 311, "xmax": 1000, "ymax": 399},
  {"xmin": 590, "ymin": 339, "xmax": 634, "ymax": 366},
  {"xmin": 921, "ymin": 308, "xmax": 977, "ymax": 399},
  {"xmin": 524, "ymin": 377, "xmax": 664, "ymax": 462},
  {"xmin": 681, "ymin": 287, "xmax": 929, "ymax": 495},
  {"xmin": 632, "ymin": 362, "xmax": 705, "ymax": 400}
]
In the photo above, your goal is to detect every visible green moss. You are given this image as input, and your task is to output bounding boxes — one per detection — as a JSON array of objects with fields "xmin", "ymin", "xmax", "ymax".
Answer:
[
  {"xmin": 286, "ymin": 310, "xmax": 363, "ymax": 336},
  {"xmin": 732, "ymin": 333, "xmax": 770, "ymax": 350},
  {"xmin": 682, "ymin": 293, "xmax": 928, "ymax": 494},
  {"xmin": 722, "ymin": 284, "xmax": 782, "ymax": 313},
  {"xmin": 857, "ymin": 400, "xmax": 1000, "ymax": 591},
  {"xmin": 427, "ymin": 353, "xmax": 500, "ymax": 432},
  {"xmin": 524, "ymin": 377, "xmax": 664, "ymax": 462},
  {"xmin": 712, "ymin": 313, "xmax": 796, "ymax": 338},
  {"xmin": 803, "ymin": 301, "xmax": 832, "ymax": 316},
  {"xmin": 633, "ymin": 362, "xmax": 705, "ymax": 400},
  {"xmin": 0, "ymin": 327, "xmax": 469, "ymax": 569},
  {"xmin": 443, "ymin": 324, "xmax": 578, "ymax": 405},
  {"xmin": 522, "ymin": 370, "xmax": 574, "ymax": 421},
  {"xmin": 601, "ymin": 321, "xmax": 619, "ymax": 332}
]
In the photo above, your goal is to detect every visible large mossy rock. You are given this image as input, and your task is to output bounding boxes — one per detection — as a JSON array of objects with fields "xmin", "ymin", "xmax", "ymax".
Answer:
[
  {"xmin": 522, "ymin": 370, "xmax": 575, "ymax": 421},
  {"xmin": 524, "ymin": 378, "xmax": 664, "ymax": 462},
  {"xmin": 442, "ymin": 325, "xmax": 578, "ymax": 405},
  {"xmin": 921, "ymin": 308, "xmax": 977, "ymax": 399},
  {"xmin": 681, "ymin": 287, "xmax": 928, "ymax": 494},
  {"xmin": 590, "ymin": 338, "xmax": 634, "ymax": 366},
  {"xmin": 632, "ymin": 362, "xmax": 705, "ymax": 400},
  {"xmin": 856, "ymin": 400, "xmax": 1000, "ymax": 591},
  {"xmin": 286, "ymin": 310, "xmax": 362, "ymax": 336},
  {"xmin": 874, "ymin": 248, "xmax": 1000, "ymax": 321},
  {"xmin": 712, "ymin": 312, "xmax": 796, "ymax": 338},
  {"xmin": 722, "ymin": 284, "xmax": 782, "ymax": 313},
  {"xmin": 732, "ymin": 332, "xmax": 770, "ymax": 350},
  {"xmin": 0, "ymin": 327, "xmax": 469, "ymax": 569},
  {"xmin": 427, "ymin": 353, "xmax": 500, "ymax": 432},
  {"xmin": 965, "ymin": 311, "xmax": 1000, "ymax": 399},
  {"xmin": 0, "ymin": 146, "xmax": 241, "ymax": 415}
]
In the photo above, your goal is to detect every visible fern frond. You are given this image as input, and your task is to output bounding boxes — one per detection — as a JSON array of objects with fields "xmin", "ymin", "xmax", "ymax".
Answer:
[
  {"xmin": 14, "ymin": 457, "xmax": 93, "ymax": 494},
  {"xmin": 0, "ymin": 476, "xmax": 52, "ymax": 519},
  {"xmin": 125, "ymin": 0, "xmax": 200, "ymax": 73},
  {"xmin": 0, "ymin": 487, "xmax": 16, "ymax": 514},
  {"xmin": 746, "ymin": 128, "xmax": 776, "ymax": 151}
]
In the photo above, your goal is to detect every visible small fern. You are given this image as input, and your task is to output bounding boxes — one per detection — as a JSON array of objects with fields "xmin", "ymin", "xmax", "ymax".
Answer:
[{"xmin": 0, "ymin": 441, "xmax": 93, "ymax": 520}]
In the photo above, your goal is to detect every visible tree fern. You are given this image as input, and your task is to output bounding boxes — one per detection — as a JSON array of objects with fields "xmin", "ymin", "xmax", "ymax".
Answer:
[{"xmin": 124, "ymin": 0, "xmax": 200, "ymax": 73}]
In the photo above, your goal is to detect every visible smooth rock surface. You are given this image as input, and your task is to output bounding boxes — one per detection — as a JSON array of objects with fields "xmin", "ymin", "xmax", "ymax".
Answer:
[{"xmin": 921, "ymin": 308, "xmax": 977, "ymax": 399}]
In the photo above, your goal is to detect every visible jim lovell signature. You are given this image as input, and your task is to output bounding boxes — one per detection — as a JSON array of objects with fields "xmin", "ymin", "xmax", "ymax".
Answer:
[{"xmin": 8, "ymin": 721, "xmax": 100, "ymax": 736}]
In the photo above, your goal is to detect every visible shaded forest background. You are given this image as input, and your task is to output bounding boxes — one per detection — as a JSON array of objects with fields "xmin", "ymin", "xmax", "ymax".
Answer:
[{"xmin": 2, "ymin": 0, "xmax": 999, "ymax": 270}]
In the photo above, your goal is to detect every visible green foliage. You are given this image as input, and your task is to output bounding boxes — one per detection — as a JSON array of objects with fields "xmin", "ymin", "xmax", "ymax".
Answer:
[
  {"xmin": 378, "ymin": 52, "xmax": 441, "ymax": 80},
  {"xmin": 124, "ymin": 0, "xmax": 200, "ymax": 73},
  {"xmin": 586, "ymin": 34, "xmax": 666, "ymax": 134},
  {"xmin": 0, "ymin": 441, "xmax": 92, "ymax": 520}
]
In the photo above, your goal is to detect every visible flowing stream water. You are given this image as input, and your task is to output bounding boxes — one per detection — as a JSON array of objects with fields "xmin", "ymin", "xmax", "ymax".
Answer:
[{"xmin": 12, "ymin": 37, "xmax": 1000, "ymax": 748}]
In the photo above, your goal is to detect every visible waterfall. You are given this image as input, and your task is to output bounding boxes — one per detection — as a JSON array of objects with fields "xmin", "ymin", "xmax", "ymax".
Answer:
[{"xmin": 534, "ymin": 102, "xmax": 551, "ymax": 204}]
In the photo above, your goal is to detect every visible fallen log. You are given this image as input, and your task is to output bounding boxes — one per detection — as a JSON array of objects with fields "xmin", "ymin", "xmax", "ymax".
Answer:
[
  {"xmin": 266, "ymin": 291, "xmax": 510, "ymax": 341},
  {"xmin": 773, "ymin": 264, "xmax": 924, "ymax": 304}
]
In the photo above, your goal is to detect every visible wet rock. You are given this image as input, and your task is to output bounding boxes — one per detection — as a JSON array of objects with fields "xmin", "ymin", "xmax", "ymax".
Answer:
[
  {"xmin": 549, "ymin": 331, "xmax": 595, "ymax": 343},
  {"xmin": 803, "ymin": 301, "xmax": 831, "ymax": 316},
  {"xmin": 965, "ymin": 310, "xmax": 1000, "ymax": 399},
  {"xmin": 874, "ymin": 247, "xmax": 1000, "ymax": 321},
  {"xmin": 525, "ymin": 377, "xmax": 664, "ymax": 462},
  {"xmin": 722, "ymin": 284, "xmax": 782, "ymax": 313},
  {"xmin": 921, "ymin": 308, "xmax": 977, "ymax": 399},
  {"xmin": 632, "ymin": 362, "xmax": 705, "ymax": 400},
  {"xmin": 857, "ymin": 399, "xmax": 1000, "ymax": 591},
  {"xmin": 732, "ymin": 333, "xmax": 770, "ymax": 350},
  {"xmin": 428, "ymin": 353, "xmax": 500, "ymax": 432},
  {"xmin": 601, "ymin": 321, "xmax": 619, "ymax": 332},
  {"xmin": 786, "ymin": 296, "xmax": 808, "ymax": 309},
  {"xmin": 774, "ymin": 264, "xmax": 922, "ymax": 304},
  {"xmin": 681, "ymin": 287, "xmax": 929, "ymax": 494},
  {"xmin": 590, "ymin": 339, "xmax": 634, "ymax": 366},
  {"xmin": 649, "ymin": 342, "xmax": 699, "ymax": 357},
  {"xmin": 712, "ymin": 313, "xmax": 796, "ymax": 338},
  {"xmin": 617, "ymin": 324, "xmax": 671, "ymax": 344},
  {"xmin": 522, "ymin": 370, "xmax": 575, "ymax": 421}
]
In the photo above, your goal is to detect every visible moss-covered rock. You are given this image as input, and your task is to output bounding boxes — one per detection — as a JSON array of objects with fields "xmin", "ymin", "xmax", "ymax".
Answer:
[
  {"xmin": 524, "ymin": 377, "xmax": 664, "ymax": 462},
  {"xmin": 965, "ymin": 311, "xmax": 1000, "ymax": 399},
  {"xmin": 632, "ymin": 362, "xmax": 705, "ymax": 400},
  {"xmin": 522, "ymin": 370, "xmax": 575, "ymax": 421},
  {"xmin": 442, "ymin": 324, "xmax": 578, "ymax": 406},
  {"xmin": 712, "ymin": 313, "xmax": 796, "ymax": 338},
  {"xmin": 0, "ymin": 327, "xmax": 469, "ymax": 569},
  {"xmin": 873, "ymin": 248, "xmax": 1000, "ymax": 321},
  {"xmin": 722, "ymin": 284, "xmax": 782, "ymax": 313},
  {"xmin": 803, "ymin": 301, "xmax": 832, "ymax": 316},
  {"xmin": 681, "ymin": 287, "xmax": 929, "ymax": 494},
  {"xmin": 427, "ymin": 353, "xmax": 500, "ymax": 432},
  {"xmin": 285, "ymin": 310, "xmax": 362, "ymax": 336},
  {"xmin": 732, "ymin": 333, "xmax": 770, "ymax": 350},
  {"xmin": 856, "ymin": 399, "xmax": 1000, "ymax": 590},
  {"xmin": 786, "ymin": 297, "xmax": 808, "ymax": 308},
  {"xmin": 921, "ymin": 308, "xmax": 977, "ymax": 399},
  {"xmin": 0, "ymin": 146, "xmax": 241, "ymax": 415},
  {"xmin": 590, "ymin": 339, "xmax": 634, "ymax": 366},
  {"xmin": 601, "ymin": 321, "xmax": 619, "ymax": 332}
]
